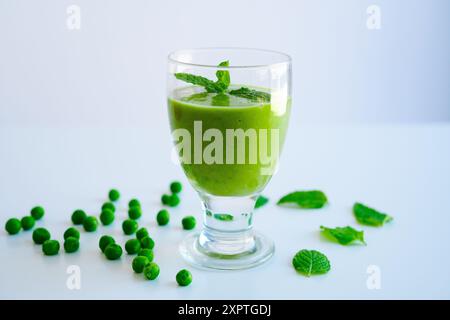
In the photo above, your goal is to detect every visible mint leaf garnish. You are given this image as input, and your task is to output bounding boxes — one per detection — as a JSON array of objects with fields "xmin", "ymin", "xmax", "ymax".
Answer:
[
  {"xmin": 174, "ymin": 61, "xmax": 272, "ymax": 103},
  {"xmin": 320, "ymin": 226, "xmax": 366, "ymax": 245},
  {"xmin": 211, "ymin": 93, "xmax": 230, "ymax": 106},
  {"xmin": 292, "ymin": 249, "xmax": 331, "ymax": 277},
  {"xmin": 174, "ymin": 73, "xmax": 222, "ymax": 93},
  {"xmin": 229, "ymin": 87, "xmax": 271, "ymax": 103},
  {"xmin": 215, "ymin": 60, "xmax": 230, "ymax": 92},
  {"xmin": 213, "ymin": 214, "xmax": 234, "ymax": 221},
  {"xmin": 255, "ymin": 195, "xmax": 269, "ymax": 209},
  {"xmin": 353, "ymin": 203, "xmax": 393, "ymax": 226},
  {"xmin": 277, "ymin": 190, "xmax": 328, "ymax": 209}
]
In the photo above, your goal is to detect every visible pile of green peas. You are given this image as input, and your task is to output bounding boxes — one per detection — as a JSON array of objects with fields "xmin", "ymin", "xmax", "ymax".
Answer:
[{"xmin": 4, "ymin": 186, "xmax": 196, "ymax": 287}]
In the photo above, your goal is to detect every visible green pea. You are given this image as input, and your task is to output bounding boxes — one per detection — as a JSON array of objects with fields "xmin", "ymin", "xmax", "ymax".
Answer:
[
  {"xmin": 108, "ymin": 189, "xmax": 120, "ymax": 202},
  {"xmin": 167, "ymin": 194, "xmax": 180, "ymax": 207},
  {"xmin": 122, "ymin": 219, "xmax": 138, "ymax": 235},
  {"xmin": 63, "ymin": 227, "xmax": 80, "ymax": 240},
  {"xmin": 182, "ymin": 216, "xmax": 196, "ymax": 230},
  {"xmin": 101, "ymin": 202, "xmax": 115, "ymax": 213},
  {"xmin": 83, "ymin": 216, "xmax": 98, "ymax": 232},
  {"xmin": 32, "ymin": 227, "xmax": 51, "ymax": 244},
  {"xmin": 144, "ymin": 262, "xmax": 160, "ymax": 280},
  {"xmin": 71, "ymin": 209, "xmax": 87, "ymax": 225},
  {"xmin": 128, "ymin": 199, "xmax": 140, "ymax": 208},
  {"xmin": 100, "ymin": 209, "xmax": 115, "ymax": 226},
  {"xmin": 5, "ymin": 218, "xmax": 21, "ymax": 235},
  {"xmin": 140, "ymin": 236, "xmax": 155, "ymax": 250},
  {"xmin": 128, "ymin": 207, "xmax": 142, "ymax": 220},
  {"xmin": 21, "ymin": 216, "xmax": 35, "ymax": 231},
  {"xmin": 30, "ymin": 206, "xmax": 45, "ymax": 220},
  {"xmin": 156, "ymin": 209, "xmax": 170, "ymax": 226},
  {"xmin": 64, "ymin": 237, "xmax": 79, "ymax": 253},
  {"xmin": 136, "ymin": 227, "xmax": 149, "ymax": 241},
  {"xmin": 132, "ymin": 256, "xmax": 149, "ymax": 273},
  {"xmin": 176, "ymin": 269, "xmax": 192, "ymax": 286},
  {"xmin": 99, "ymin": 235, "xmax": 115, "ymax": 253},
  {"xmin": 161, "ymin": 194, "xmax": 170, "ymax": 205},
  {"xmin": 104, "ymin": 243, "xmax": 122, "ymax": 260},
  {"xmin": 138, "ymin": 248, "xmax": 154, "ymax": 262},
  {"xmin": 42, "ymin": 240, "xmax": 60, "ymax": 256},
  {"xmin": 170, "ymin": 181, "xmax": 182, "ymax": 194},
  {"xmin": 125, "ymin": 238, "xmax": 141, "ymax": 254}
]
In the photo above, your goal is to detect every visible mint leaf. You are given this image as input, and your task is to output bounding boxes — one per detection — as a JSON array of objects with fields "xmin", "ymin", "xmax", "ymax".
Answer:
[
  {"xmin": 213, "ymin": 214, "xmax": 234, "ymax": 221},
  {"xmin": 320, "ymin": 226, "xmax": 366, "ymax": 245},
  {"xmin": 229, "ymin": 87, "xmax": 271, "ymax": 103},
  {"xmin": 353, "ymin": 203, "xmax": 393, "ymax": 226},
  {"xmin": 255, "ymin": 195, "xmax": 269, "ymax": 209},
  {"xmin": 277, "ymin": 190, "xmax": 327, "ymax": 209},
  {"xmin": 292, "ymin": 249, "xmax": 331, "ymax": 276},
  {"xmin": 215, "ymin": 60, "xmax": 230, "ymax": 92},
  {"xmin": 174, "ymin": 73, "xmax": 222, "ymax": 93},
  {"xmin": 211, "ymin": 93, "xmax": 230, "ymax": 106}
]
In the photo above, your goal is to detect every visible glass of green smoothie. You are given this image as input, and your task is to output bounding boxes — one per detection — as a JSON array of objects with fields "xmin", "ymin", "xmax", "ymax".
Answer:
[{"xmin": 167, "ymin": 48, "xmax": 291, "ymax": 270}]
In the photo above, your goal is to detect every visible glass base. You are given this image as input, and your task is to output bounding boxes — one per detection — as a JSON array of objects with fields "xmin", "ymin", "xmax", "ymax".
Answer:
[{"xmin": 179, "ymin": 231, "xmax": 275, "ymax": 270}]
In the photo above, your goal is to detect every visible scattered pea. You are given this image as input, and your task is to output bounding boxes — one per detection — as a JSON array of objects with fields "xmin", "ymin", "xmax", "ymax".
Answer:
[
  {"xmin": 140, "ymin": 236, "xmax": 155, "ymax": 250},
  {"xmin": 5, "ymin": 218, "xmax": 21, "ymax": 235},
  {"xmin": 71, "ymin": 209, "xmax": 87, "ymax": 225},
  {"xmin": 104, "ymin": 243, "xmax": 122, "ymax": 260},
  {"xmin": 136, "ymin": 227, "xmax": 149, "ymax": 241},
  {"xmin": 128, "ymin": 207, "xmax": 142, "ymax": 220},
  {"xmin": 138, "ymin": 248, "xmax": 154, "ymax": 262},
  {"xmin": 132, "ymin": 256, "xmax": 149, "ymax": 273},
  {"xmin": 42, "ymin": 240, "xmax": 60, "ymax": 256},
  {"xmin": 176, "ymin": 269, "xmax": 192, "ymax": 286},
  {"xmin": 21, "ymin": 216, "xmax": 35, "ymax": 231},
  {"xmin": 144, "ymin": 262, "xmax": 160, "ymax": 280},
  {"xmin": 101, "ymin": 202, "xmax": 116, "ymax": 213},
  {"xmin": 125, "ymin": 239, "xmax": 141, "ymax": 254},
  {"xmin": 161, "ymin": 194, "xmax": 170, "ymax": 206},
  {"xmin": 170, "ymin": 181, "xmax": 182, "ymax": 194},
  {"xmin": 99, "ymin": 235, "xmax": 115, "ymax": 253},
  {"xmin": 108, "ymin": 189, "xmax": 120, "ymax": 202},
  {"xmin": 83, "ymin": 216, "xmax": 98, "ymax": 232},
  {"xmin": 181, "ymin": 216, "xmax": 196, "ymax": 230},
  {"xmin": 122, "ymin": 219, "xmax": 138, "ymax": 235},
  {"xmin": 32, "ymin": 227, "xmax": 51, "ymax": 244},
  {"xmin": 100, "ymin": 209, "xmax": 115, "ymax": 226},
  {"xmin": 167, "ymin": 194, "xmax": 180, "ymax": 207},
  {"xmin": 64, "ymin": 237, "xmax": 79, "ymax": 253},
  {"xmin": 128, "ymin": 199, "xmax": 140, "ymax": 208},
  {"xmin": 30, "ymin": 206, "xmax": 45, "ymax": 220},
  {"xmin": 156, "ymin": 209, "xmax": 170, "ymax": 226},
  {"xmin": 63, "ymin": 227, "xmax": 80, "ymax": 240}
]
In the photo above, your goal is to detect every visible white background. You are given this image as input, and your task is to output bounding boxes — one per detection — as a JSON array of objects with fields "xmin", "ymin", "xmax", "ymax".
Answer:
[
  {"xmin": 1, "ymin": 0, "xmax": 450, "ymax": 300},
  {"xmin": 0, "ymin": 0, "xmax": 449, "ymax": 128}
]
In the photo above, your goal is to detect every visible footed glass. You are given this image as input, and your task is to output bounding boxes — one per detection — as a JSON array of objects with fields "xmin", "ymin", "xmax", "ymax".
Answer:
[{"xmin": 167, "ymin": 48, "xmax": 292, "ymax": 270}]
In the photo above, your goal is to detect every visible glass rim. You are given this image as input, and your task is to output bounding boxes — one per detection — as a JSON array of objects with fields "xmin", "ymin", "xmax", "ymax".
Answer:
[{"xmin": 167, "ymin": 47, "xmax": 292, "ymax": 69}]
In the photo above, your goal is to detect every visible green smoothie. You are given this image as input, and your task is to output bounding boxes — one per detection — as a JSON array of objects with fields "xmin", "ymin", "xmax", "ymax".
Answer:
[{"xmin": 168, "ymin": 86, "xmax": 291, "ymax": 197}]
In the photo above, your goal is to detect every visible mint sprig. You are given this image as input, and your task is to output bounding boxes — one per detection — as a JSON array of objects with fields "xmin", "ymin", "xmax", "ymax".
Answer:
[
  {"xmin": 174, "ymin": 60, "xmax": 271, "ymax": 103},
  {"xmin": 174, "ymin": 73, "xmax": 223, "ymax": 93},
  {"xmin": 320, "ymin": 226, "xmax": 366, "ymax": 245},
  {"xmin": 228, "ymin": 87, "xmax": 271, "ymax": 103},
  {"xmin": 292, "ymin": 249, "xmax": 331, "ymax": 277},
  {"xmin": 353, "ymin": 203, "xmax": 393, "ymax": 227},
  {"xmin": 215, "ymin": 60, "xmax": 230, "ymax": 92},
  {"xmin": 277, "ymin": 190, "xmax": 328, "ymax": 209}
]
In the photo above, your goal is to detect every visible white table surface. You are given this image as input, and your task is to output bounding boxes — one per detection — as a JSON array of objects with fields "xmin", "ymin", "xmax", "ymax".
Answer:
[{"xmin": 1, "ymin": 123, "xmax": 450, "ymax": 299}]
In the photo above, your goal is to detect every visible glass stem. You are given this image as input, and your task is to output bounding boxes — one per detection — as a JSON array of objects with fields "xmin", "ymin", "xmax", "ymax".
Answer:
[{"xmin": 197, "ymin": 192, "xmax": 258, "ymax": 256}]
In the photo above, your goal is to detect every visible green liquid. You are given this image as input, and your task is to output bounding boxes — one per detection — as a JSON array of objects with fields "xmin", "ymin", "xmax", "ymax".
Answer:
[{"xmin": 168, "ymin": 87, "xmax": 291, "ymax": 196}]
